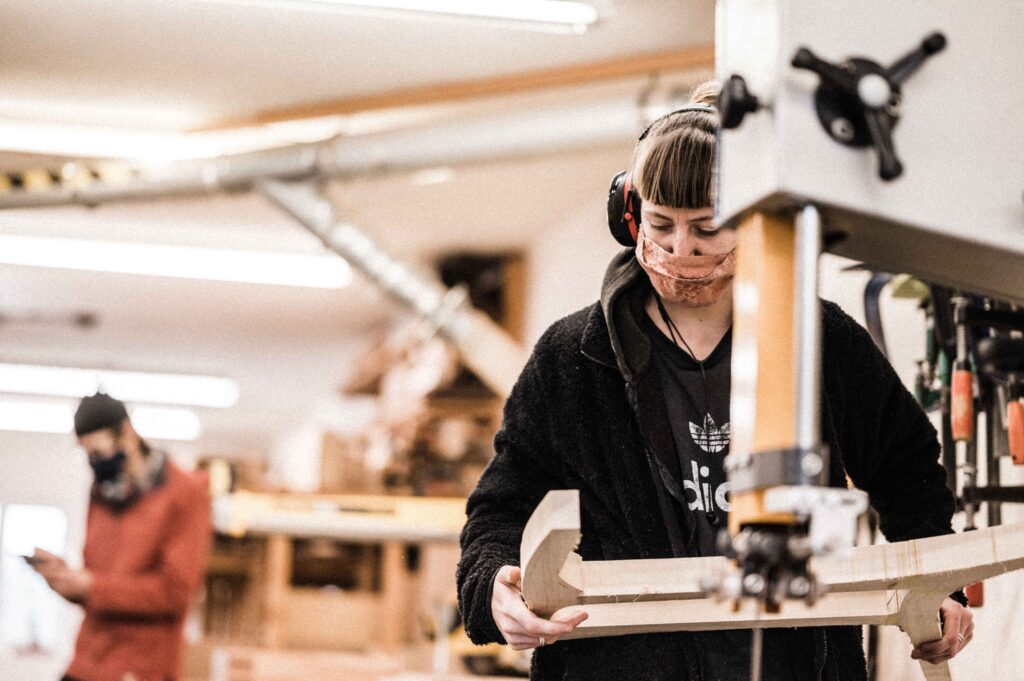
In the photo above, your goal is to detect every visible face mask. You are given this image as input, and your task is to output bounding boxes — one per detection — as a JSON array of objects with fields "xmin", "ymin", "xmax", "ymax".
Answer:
[
  {"xmin": 635, "ymin": 226, "xmax": 736, "ymax": 307},
  {"xmin": 89, "ymin": 451, "xmax": 127, "ymax": 483}
]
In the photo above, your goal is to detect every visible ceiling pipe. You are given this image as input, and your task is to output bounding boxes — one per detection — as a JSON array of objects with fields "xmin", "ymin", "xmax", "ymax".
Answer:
[
  {"xmin": 0, "ymin": 97, "xmax": 646, "ymax": 210},
  {"xmin": 259, "ymin": 178, "xmax": 528, "ymax": 397}
]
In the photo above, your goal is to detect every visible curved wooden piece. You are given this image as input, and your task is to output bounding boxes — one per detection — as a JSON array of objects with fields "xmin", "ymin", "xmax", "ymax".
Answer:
[
  {"xmin": 520, "ymin": 490, "xmax": 583, "ymax": 617},
  {"xmin": 563, "ymin": 589, "xmax": 901, "ymax": 639},
  {"xmin": 519, "ymin": 489, "xmax": 1024, "ymax": 678},
  {"xmin": 814, "ymin": 523, "xmax": 1024, "ymax": 594},
  {"xmin": 897, "ymin": 590, "xmax": 952, "ymax": 681}
]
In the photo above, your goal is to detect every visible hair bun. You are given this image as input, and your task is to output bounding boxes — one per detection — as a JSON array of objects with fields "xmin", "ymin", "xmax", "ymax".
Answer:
[{"xmin": 688, "ymin": 80, "xmax": 721, "ymax": 109}]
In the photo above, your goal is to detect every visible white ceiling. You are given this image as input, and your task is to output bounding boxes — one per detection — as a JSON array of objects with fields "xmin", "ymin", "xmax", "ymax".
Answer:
[
  {"xmin": 0, "ymin": 0, "xmax": 715, "ymax": 456},
  {"xmin": 0, "ymin": 0, "xmax": 714, "ymax": 130}
]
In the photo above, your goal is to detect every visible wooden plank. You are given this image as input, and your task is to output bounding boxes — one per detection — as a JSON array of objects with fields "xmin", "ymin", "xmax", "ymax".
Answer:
[
  {"xmin": 519, "ymin": 489, "xmax": 1024, "ymax": 679},
  {"xmin": 523, "ymin": 491, "xmax": 1024, "ymax": 609},
  {"xmin": 897, "ymin": 590, "xmax": 952, "ymax": 681},
  {"xmin": 200, "ymin": 46, "xmax": 714, "ymax": 131},
  {"xmin": 519, "ymin": 490, "xmax": 583, "ymax": 617},
  {"xmin": 562, "ymin": 589, "xmax": 900, "ymax": 639}
]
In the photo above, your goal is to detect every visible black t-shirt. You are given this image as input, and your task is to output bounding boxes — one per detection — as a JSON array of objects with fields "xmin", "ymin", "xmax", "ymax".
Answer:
[
  {"xmin": 644, "ymin": 314, "xmax": 815, "ymax": 681},
  {"xmin": 645, "ymin": 313, "xmax": 732, "ymax": 557}
]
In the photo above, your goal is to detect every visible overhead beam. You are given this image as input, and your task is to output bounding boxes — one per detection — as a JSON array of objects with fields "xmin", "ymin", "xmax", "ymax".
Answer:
[{"xmin": 199, "ymin": 45, "xmax": 714, "ymax": 131}]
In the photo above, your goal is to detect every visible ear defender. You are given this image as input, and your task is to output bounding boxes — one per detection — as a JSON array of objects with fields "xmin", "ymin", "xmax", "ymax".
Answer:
[
  {"xmin": 606, "ymin": 104, "xmax": 717, "ymax": 248},
  {"xmin": 607, "ymin": 170, "xmax": 642, "ymax": 247}
]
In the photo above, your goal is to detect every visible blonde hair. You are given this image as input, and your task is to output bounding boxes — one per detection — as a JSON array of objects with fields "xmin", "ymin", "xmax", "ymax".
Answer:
[{"xmin": 632, "ymin": 80, "xmax": 720, "ymax": 209}]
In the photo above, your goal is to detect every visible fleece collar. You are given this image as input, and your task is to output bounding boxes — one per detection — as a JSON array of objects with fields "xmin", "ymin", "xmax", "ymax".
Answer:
[{"xmin": 580, "ymin": 248, "xmax": 654, "ymax": 384}]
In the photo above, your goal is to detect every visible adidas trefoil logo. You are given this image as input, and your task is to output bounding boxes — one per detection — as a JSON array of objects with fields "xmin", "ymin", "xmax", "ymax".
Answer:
[{"xmin": 689, "ymin": 413, "xmax": 730, "ymax": 453}]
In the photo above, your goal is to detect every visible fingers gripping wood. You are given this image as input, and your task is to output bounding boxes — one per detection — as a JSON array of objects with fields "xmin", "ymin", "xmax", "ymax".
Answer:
[
  {"xmin": 520, "ymin": 490, "xmax": 584, "ymax": 618},
  {"xmin": 898, "ymin": 590, "xmax": 952, "ymax": 681}
]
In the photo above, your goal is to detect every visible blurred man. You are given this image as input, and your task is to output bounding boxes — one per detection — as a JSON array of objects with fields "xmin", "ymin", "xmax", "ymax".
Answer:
[{"xmin": 30, "ymin": 392, "xmax": 211, "ymax": 681}]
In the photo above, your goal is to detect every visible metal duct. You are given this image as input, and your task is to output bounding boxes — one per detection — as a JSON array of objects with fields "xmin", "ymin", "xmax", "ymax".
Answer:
[
  {"xmin": 259, "ymin": 179, "xmax": 528, "ymax": 397},
  {"xmin": 0, "ymin": 98, "xmax": 644, "ymax": 210}
]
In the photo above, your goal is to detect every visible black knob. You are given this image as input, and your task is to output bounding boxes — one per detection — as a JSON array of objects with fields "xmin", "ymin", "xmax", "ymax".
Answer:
[
  {"xmin": 863, "ymin": 109, "xmax": 903, "ymax": 180},
  {"xmin": 791, "ymin": 48, "xmax": 857, "ymax": 90},
  {"xmin": 718, "ymin": 74, "xmax": 761, "ymax": 130},
  {"xmin": 888, "ymin": 31, "xmax": 948, "ymax": 85},
  {"xmin": 923, "ymin": 32, "xmax": 947, "ymax": 55},
  {"xmin": 791, "ymin": 32, "xmax": 947, "ymax": 181}
]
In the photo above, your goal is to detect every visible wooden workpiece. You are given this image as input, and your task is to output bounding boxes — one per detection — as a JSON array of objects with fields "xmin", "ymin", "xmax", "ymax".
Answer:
[{"xmin": 521, "ymin": 490, "xmax": 1024, "ymax": 681}]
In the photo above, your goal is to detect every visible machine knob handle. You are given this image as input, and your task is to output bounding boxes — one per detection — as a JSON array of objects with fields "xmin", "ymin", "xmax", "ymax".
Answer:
[
  {"xmin": 863, "ymin": 108, "xmax": 903, "ymax": 180},
  {"xmin": 791, "ymin": 48, "xmax": 857, "ymax": 90},
  {"xmin": 718, "ymin": 74, "xmax": 761, "ymax": 130},
  {"xmin": 887, "ymin": 32, "xmax": 947, "ymax": 86},
  {"xmin": 791, "ymin": 33, "xmax": 946, "ymax": 181}
]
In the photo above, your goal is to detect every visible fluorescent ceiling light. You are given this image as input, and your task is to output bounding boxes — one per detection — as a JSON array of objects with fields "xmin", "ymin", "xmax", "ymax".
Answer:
[
  {"xmin": 0, "ymin": 234, "xmax": 352, "ymax": 289},
  {"xmin": 410, "ymin": 166, "xmax": 454, "ymax": 186},
  {"xmin": 203, "ymin": 0, "xmax": 599, "ymax": 33},
  {"xmin": 0, "ymin": 118, "xmax": 348, "ymax": 162},
  {"xmin": 0, "ymin": 108, "xmax": 456, "ymax": 161},
  {"xmin": 0, "ymin": 399, "xmax": 201, "ymax": 441},
  {"xmin": 0, "ymin": 363, "xmax": 238, "ymax": 409}
]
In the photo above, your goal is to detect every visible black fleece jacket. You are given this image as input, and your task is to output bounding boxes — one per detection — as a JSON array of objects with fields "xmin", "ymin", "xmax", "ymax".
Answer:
[{"xmin": 457, "ymin": 249, "xmax": 958, "ymax": 681}]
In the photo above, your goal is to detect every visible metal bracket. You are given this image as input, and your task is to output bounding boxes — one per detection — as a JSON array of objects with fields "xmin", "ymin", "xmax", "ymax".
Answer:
[
  {"xmin": 724, "ymin": 447, "xmax": 828, "ymax": 493},
  {"xmin": 763, "ymin": 486, "xmax": 869, "ymax": 555}
]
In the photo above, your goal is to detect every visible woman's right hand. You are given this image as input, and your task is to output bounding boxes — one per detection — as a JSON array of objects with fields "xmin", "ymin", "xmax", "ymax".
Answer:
[{"xmin": 490, "ymin": 565, "xmax": 588, "ymax": 650}]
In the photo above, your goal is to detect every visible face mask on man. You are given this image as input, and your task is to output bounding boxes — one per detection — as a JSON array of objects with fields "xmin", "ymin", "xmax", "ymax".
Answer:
[
  {"xmin": 634, "ymin": 226, "xmax": 736, "ymax": 307},
  {"xmin": 89, "ymin": 451, "xmax": 127, "ymax": 483}
]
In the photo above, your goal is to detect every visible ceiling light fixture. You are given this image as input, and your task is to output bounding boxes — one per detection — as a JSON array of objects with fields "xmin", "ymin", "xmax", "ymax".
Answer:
[
  {"xmin": 0, "ymin": 363, "xmax": 239, "ymax": 409},
  {"xmin": 0, "ymin": 233, "xmax": 352, "ymax": 289},
  {"xmin": 410, "ymin": 166, "xmax": 454, "ymax": 186},
  {"xmin": 0, "ymin": 118, "xmax": 349, "ymax": 162},
  {"xmin": 0, "ymin": 399, "xmax": 202, "ymax": 442},
  {"xmin": 203, "ymin": 0, "xmax": 600, "ymax": 33}
]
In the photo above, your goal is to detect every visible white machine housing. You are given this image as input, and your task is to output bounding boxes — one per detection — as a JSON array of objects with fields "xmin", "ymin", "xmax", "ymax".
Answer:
[{"xmin": 716, "ymin": 1, "xmax": 1024, "ymax": 303}]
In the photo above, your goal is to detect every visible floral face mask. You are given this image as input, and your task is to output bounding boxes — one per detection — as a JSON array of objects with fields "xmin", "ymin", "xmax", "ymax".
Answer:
[{"xmin": 635, "ymin": 227, "xmax": 736, "ymax": 307}]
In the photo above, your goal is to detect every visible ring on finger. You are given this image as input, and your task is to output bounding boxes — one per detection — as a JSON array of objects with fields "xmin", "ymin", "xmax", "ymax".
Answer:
[
  {"xmin": 539, "ymin": 636, "xmax": 546, "ymax": 647},
  {"xmin": 957, "ymin": 633, "xmax": 965, "ymax": 644}
]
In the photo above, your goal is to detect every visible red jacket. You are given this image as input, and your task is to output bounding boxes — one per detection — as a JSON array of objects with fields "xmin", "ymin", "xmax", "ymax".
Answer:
[{"xmin": 67, "ymin": 462, "xmax": 211, "ymax": 681}]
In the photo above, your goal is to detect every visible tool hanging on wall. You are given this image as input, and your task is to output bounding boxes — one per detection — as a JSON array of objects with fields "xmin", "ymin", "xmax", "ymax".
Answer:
[
  {"xmin": 883, "ymin": 285, "xmax": 1024, "ymax": 608},
  {"xmin": 977, "ymin": 337, "xmax": 1024, "ymax": 466},
  {"xmin": 846, "ymin": 275, "xmax": 1024, "ymax": 612}
]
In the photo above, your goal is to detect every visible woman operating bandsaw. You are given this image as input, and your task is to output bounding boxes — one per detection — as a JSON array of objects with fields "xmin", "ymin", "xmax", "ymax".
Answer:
[{"xmin": 456, "ymin": 81, "xmax": 972, "ymax": 681}]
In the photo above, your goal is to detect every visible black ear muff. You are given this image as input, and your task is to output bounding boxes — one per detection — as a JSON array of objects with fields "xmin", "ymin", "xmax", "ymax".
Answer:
[
  {"xmin": 607, "ymin": 103, "xmax": 717, "ymax": 248},
  {"xmin": 607, "ymin": 170, "xmax": 642, "ymax": 247}
]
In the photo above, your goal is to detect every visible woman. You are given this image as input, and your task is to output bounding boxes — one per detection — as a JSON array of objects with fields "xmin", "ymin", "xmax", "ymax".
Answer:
[{"xmin": 456, "ymin": 82, "xmax": 972, "ymax": 681}]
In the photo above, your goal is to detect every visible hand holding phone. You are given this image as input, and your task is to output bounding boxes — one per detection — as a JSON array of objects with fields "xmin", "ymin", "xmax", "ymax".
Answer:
[
  {"xmin": 21, "ymin": 554, "xmax": 43, "ymax": 567},
  {"xmin": 21, "ymin": 548, "xmax": 63, "ymax": 570}
]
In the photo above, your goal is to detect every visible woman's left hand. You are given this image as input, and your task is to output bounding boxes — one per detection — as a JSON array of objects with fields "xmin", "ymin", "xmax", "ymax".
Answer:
[{"xmin": 910, "ymin": 597, "xmax": 973, "ymax": 664}]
